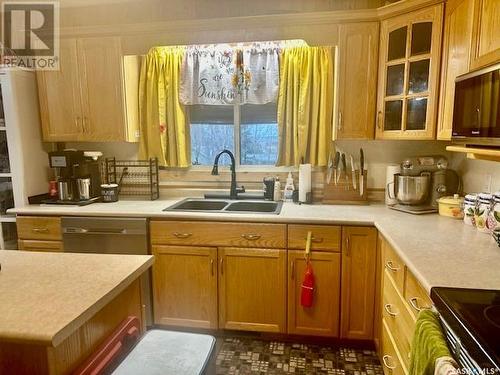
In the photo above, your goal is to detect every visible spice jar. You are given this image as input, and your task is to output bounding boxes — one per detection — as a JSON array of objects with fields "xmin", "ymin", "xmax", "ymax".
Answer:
[
  {"xmin": 475, "ymin": 193, "xmax": 493, "ymax": 233},
  {"xmin": 463, "ymin": 194, "xmax": 477, "ymax": 226}
]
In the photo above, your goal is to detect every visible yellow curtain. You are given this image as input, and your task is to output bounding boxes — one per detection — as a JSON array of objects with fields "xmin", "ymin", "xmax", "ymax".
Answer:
[
  {"xmin": 276, "ymin": 46, "xmax": 334, "ymax": 166},
  {"xmin": 139, "ymin": 46, "xmax": 191, "ymax": 167}
]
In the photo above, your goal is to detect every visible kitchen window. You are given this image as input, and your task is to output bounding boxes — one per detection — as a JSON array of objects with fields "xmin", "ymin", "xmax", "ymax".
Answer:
[{"xmin": 189, "ymin": 102, "xmax": 278, "ymax": 167}]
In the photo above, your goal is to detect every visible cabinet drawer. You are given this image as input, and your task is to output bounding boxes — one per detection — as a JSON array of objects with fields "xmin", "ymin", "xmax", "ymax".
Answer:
[
  {"xmin": 151, "ymin": 221, "xmax": 286, "ymax": 248},
  {"xmin": 18, "ymin": 240, "xmax": 63, "ymax": 252},
  {"xmin": 404, "ymin": 269, "xmax": 432, "ymax": 320},
  {"xmin": 17, "ymin": 216, "xmax": 62, "ymax": 241},
  {"xmin": 381, "ymin": 319, "xmax": 408, "ymax": 375},
  {"xmin": 288, "ymin": 225, "xmax": 341, "ymax": 252},
  {"xmin": 382, "ymin": 238, "xmax": 405, "ymax": 294},
  {"xmin": 383, "ymin": 270, "xmax": 415, "ymax": 368}
]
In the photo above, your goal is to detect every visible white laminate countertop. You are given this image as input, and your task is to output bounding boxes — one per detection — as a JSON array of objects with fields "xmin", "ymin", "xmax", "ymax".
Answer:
[
  {"xmin": 0, "ymin": 250, "xmax": 153, "ymax": 346},
  {"xmin": 9, "ymin": 200, "xmax": 500, "ymax": 292}
]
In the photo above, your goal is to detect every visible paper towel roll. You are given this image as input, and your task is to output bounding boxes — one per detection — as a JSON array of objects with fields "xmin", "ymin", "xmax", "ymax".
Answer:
[
  {"xmin": 385, "ymin": 164, "xmax": 401, "ymax": 205},
  {"xmin": 299, "ymin": 163, "xmax": 312, "ymax": 203}
]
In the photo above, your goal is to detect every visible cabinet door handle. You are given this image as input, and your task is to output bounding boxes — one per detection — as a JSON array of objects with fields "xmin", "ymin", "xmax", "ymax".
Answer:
[
  {"xmin": 220, "ymin": 258, "xmax": 224, "ymax": 275},
  {"xmin": 32, "ymin": 228, "xmax": 49, "ymax": 233},
  {"xmin": 409, "ymin": 297, "xmax": 423, "ymax": 312},
  {"xmin": 376, "ymin": 111, "xmax": 382, "ymax": 130},
  {"xmin": 385, "ymin": 261, "xmax": 400, "ymax": 272},
  {"xmin": 345, "ymin": 236, "xmax": 350, "ymax": 257},
  {"xmin": 210, "ymin": 259, "xmax": 214, "ymax": 276},
  {"xmin": 384, "ymin": 304, "xmax": 399, "ymax": 317},
  {"xmin": 338, "ymin": 111, "xmax": 343, "ymax": 131},
  {"xmin": 172, "ymin": 232, "xmax": 192, "ymax": 239},
  {"xmin": 382, "ymin": 355, "xmax": 396, "ymax": 370},
  {"xmin": 241, "ymin": 233, "xmax": 261, "ymax": 241},
  {"xmin": 291, "ymin": 261, "xmax": 295, "ymax": 280}
]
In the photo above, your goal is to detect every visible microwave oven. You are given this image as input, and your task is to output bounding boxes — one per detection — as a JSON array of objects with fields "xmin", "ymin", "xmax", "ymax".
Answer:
[{"xmin": 452, "ymin": 63, "xmax": 500, "ymax": 146}]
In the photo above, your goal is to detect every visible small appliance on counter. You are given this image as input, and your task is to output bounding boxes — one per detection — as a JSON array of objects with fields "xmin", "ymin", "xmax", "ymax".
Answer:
[
  {"xmin": 432, "ymin": 287, "xmax": 500, "ymax": 373},
  {"xmin": 43, "ymin": 150, "xmax": 103, "ymax": 206},
  {"xmin": 387, "ymin": 155, "xmax": 461, "ymax": 214}
]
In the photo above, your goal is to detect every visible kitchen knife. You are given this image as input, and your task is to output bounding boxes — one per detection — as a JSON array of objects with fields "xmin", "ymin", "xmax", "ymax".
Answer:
[
  {"xmin": 326, "ymin": 149, "xmax": 334, "ymax": 184},
  {"xmin": 333, "ymin": 151, "xmax": 340, "ymax": 185},
  {"xmin": 359, "ymin": 148, "xmax": 364, "ymax": 196},
  {"xmin": 350, "ymin": 155, "xmax": 357, "ymax": 190},
  {"xmin": 341, "ymin": 153, "xmax": 348, "ymax": 187}
]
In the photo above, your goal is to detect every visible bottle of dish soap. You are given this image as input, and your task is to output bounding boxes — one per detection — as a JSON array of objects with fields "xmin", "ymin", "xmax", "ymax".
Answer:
[{"xmin": 284, "ymin": 172, "xmax": 295, "ymax": 202}]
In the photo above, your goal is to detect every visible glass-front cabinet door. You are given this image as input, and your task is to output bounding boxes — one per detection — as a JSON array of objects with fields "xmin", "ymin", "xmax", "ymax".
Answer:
[{"xmin": 376, "ymin": 4, "xmax": 443, "ymax": 139}]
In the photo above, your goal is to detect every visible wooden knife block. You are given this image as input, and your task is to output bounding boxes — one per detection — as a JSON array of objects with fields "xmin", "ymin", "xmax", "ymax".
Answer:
[{"xmin": 322, "ymin": 170, "xmax": 368, "ymax": 204}]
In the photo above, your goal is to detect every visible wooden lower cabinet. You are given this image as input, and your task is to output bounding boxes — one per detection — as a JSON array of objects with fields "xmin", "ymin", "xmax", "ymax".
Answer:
[
  {"xmin": 381, "ymin": 319, "xmax": 408, "ymax": 375},
  {"xmin": 340, "ymin": 226, "xmax": 378, "ymax": 340},
  {"xmin": 152, "ymin": 245, "xmax": 218, "ymax": 329},
  {"xmin": 18, "ymin": 240, "xmax": 63, "ymax": 252},
  {"xmin": 218, "ymin": 247, "xmax": 287, "ymax": 333},
  {"xmin": 287, "ymin": 250, "xmax": 341, "ymax": 337}
]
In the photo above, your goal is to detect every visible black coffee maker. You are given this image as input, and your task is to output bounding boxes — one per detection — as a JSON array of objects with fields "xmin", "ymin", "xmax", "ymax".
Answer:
[{"xmin": 47, "ymin": 150, "xmax": 102, "ymax": 204}]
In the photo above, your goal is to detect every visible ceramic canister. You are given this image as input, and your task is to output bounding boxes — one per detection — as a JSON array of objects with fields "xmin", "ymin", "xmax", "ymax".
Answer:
[
  {"xmin": 463, "ymin": 194, "xmax": 478, "ymax": 226},
  {"xmin": 475, "ymin": 193, "xmax": 494, "ymax": 233},
  {"xmin": 488, "ymin": 192, "xmax": 500, "ymax": 231}
]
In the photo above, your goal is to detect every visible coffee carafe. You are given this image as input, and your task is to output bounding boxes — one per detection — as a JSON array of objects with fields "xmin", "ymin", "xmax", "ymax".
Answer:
[{"xmin": 48, "ymin": 150, "xmax": 102, "ymax": 203}]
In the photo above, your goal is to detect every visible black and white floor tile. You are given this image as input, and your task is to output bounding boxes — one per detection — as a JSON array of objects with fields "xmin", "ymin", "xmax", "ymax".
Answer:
[{"xmin": 214, "ymin": 337, "xmax": 384, "ymax": 374}]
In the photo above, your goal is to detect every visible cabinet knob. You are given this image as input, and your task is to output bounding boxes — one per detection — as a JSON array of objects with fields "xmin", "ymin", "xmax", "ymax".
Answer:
[
  {"xmin": 408, "ymin": 297, "xmax": 427, "ymax": 312},
  {"xmin": 32, "ymin": 228, "xmax": 49, "ymax": 233},
  {"xmin": 172, "ymin": 232, "xmax": 192, "ymax": 239},
  {"xmin": 385, "ymin": 261, "xmax": 400, "ymax": 272},
  {"xmin": 241, "ymin": 233, "xmax": 261, "ymax": 241},
  {"xmin": 384, "ymin": 303, "xmax": 399, "ymax": 317},
  {"xmin": 382, "ymin": 355, "xmax": 396, "ymax": 370}
]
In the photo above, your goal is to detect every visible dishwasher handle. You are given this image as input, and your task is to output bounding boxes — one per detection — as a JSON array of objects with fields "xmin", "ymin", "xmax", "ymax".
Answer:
[{"xmin": 63, "ymin": 227, "xmax": 129, "ymax": 235}]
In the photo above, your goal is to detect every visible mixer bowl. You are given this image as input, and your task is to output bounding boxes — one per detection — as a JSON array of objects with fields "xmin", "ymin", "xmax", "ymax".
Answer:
[{"xmin": 393, "ymin": 173, "xmax": 430, "ymax": 205}]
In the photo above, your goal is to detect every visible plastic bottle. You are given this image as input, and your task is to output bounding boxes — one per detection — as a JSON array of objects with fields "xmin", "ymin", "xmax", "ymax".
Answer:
[
  {"xmin": 274, "ymin": 177, "xmax": 282, "ymax": 201},
  {"xmin": 284, "ymin": 172, "xmax": 295, "ymax": 202}
]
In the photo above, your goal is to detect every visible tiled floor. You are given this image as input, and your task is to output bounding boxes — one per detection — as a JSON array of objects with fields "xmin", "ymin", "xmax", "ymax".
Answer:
[{"xmin": 213, "ymin": 336, "xmax": 384, "ymax": 374}]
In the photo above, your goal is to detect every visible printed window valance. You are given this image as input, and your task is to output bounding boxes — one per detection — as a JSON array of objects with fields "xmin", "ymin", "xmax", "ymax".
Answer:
[{"xmin": 179, "ymin": 40, "xmax": 306, "ymax": 106}]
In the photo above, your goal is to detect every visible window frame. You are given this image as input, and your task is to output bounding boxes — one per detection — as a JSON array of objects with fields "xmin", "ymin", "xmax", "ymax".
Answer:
[{"xmin": 189, "ymin": 101, "xmax": 286, "ymax": 171}]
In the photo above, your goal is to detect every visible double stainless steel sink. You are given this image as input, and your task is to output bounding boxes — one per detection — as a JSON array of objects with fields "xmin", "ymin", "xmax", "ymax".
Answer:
[{"xmin": 164, "ymin": 198, "xmax": 282, "ymax": 214}]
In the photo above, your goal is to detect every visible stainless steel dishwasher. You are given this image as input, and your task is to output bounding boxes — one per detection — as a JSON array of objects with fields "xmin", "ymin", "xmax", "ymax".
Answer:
[{"xmin": 62, "ymin": 217, "xmax": 152, "ymax": 326}]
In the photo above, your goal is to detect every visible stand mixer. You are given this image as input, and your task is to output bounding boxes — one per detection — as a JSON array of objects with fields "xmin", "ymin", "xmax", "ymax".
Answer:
[{"xmin": 388, "ymin": 156, "xmax": 461, "ymax": 214}]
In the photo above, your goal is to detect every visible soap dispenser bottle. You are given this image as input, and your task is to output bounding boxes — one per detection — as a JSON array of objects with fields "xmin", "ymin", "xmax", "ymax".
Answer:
[{"xmin": 284, "ymin": 172, "xmax": 295, "ymax": 202}]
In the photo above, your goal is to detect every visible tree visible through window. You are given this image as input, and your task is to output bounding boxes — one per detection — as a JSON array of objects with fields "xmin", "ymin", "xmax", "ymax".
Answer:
[{"xmin": 189, "ymin": 102, "xmax": 278, "ymax": 166}]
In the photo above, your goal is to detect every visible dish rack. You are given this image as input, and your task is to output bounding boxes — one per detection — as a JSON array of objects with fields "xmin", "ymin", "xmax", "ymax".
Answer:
[{"xmin": 105, "ymin": 158, "xmax": 160, "ymax": 201}]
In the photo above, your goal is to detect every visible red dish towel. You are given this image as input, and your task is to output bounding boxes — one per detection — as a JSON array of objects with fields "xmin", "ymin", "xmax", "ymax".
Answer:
[{"xmin": 300, "ymin": 261, "xmax": 315, "ymax": 308}]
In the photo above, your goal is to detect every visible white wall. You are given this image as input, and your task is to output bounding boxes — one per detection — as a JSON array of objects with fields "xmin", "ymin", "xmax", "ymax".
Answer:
[{"xmin": 451, "ymin": 154, "xmax": 500, "ymax": 194}]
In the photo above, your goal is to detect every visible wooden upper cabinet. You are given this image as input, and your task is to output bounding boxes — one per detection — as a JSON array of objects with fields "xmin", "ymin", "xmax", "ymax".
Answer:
[
  {"xmin": 336, "ymin": 22, "xmax": 379, "ymax": 139},
  {"xmin": 470, "ymin": 0, "xmax": 500, "ymax": 70},
  {"xmin": 152, "ymin": 245, "xmax": 218, "ymax": 329},
  {"xmin": 77, "ymin": 38, "xmax": 126, "ymax": 141},
  {"xmin": 37, "ymin": 39, "xmax": 83, "ymax": 141},
  {"xmin": 37, "ymin": 37, "xmax": 139, "ymax": 142},
  {"xmin": 340, "ymin": 226, "xmax": 377, "ymax": 340},
  {"xmin": 376, "ymin": 4, "xmax": 444, "ymax": 140},
  {"xmin": 218, "ymin": 247, "xmax": 287, "ymax": 333},
  {"xmin": 287, "ymin": 250, "xmax": 341, "ymax": 337},
  {"xmin": 437, "ymin": 0, "xmax": 474, "ymax": 140}
]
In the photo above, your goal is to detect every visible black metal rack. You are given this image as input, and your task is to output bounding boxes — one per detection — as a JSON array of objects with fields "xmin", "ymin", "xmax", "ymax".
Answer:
[{"xmin": 105, "ymin": 158, "xmax": 159, "ymax": 201}]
